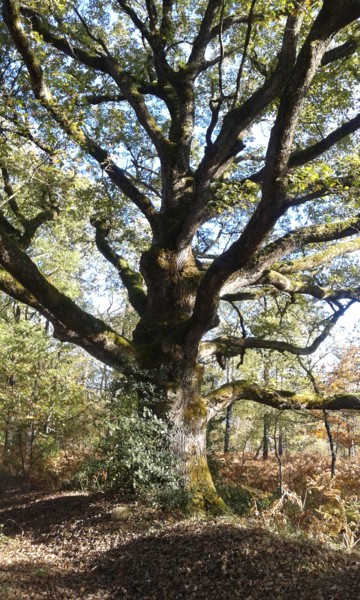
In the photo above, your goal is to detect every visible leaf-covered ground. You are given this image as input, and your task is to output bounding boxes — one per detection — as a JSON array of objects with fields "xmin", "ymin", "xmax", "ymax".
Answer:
[{"xmin": 0, "ymin": 477, "xmax": 359, "ymax": 599}]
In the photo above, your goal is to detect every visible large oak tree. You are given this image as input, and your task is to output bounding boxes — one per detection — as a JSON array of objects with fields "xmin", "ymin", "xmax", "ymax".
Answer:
[{"xmin": 1, "ymin": 0, "xmax": 360, "ymax": 507}]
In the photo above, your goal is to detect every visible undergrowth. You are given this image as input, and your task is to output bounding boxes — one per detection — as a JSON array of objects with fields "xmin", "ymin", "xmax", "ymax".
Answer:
[{"xmin": 211, "ymin": 452, "xmax": 360, "ymax": 551}]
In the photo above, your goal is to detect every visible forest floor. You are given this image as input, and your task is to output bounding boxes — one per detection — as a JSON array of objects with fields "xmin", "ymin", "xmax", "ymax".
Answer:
[{"xmin": 1, "ymin": 470, "xmax": 359, "ymax": 600}]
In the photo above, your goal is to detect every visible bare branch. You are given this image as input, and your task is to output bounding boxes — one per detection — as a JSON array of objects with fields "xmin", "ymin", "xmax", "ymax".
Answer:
[
  {"xmin": 286, "ymin": 187, "xmax": 331, "ymax": 208},
  {"xmin": 180, "ymin": 9, "xmax": 307, "ymax": 249},
  {"xmin": 287, "ymin": 113, "xmax": 360, "ymax": 171},
  {"xmin": 73, "ymin": 5, "xmax": 109, "ymax": 55},
  {"xmin": 241, "ymin": 2, "xmax": 360, "ymax": 271},
  {"xmin": 21, "ymin": 7, "xmax": 109, "ymax": 73},
  {"xmin": 198, "ymin": 47, "xmax": 238, "ymax": 74},
  {"xmin": 217, "ymin": 0, "xmax": 225, "ymax": 101},
  {"xmin": 80, "ymin": 82, "xmax": 165, "ymax": 105},
  {"xmin": 0, "ymin": 110, "xmax": 56, "ymax": 155},
  {"xmin": 1, "ymin": 163, "xmax": 60, "ymax": 246},
  {"xmin": 187, "ymin": 0, "xmax": 223, "ymax": 72},
  {"xmin": 116, "ymin": 0, "xmax": 173, "ymax": 88},
  {"xmin": 160, "ymin": 0, "xmax": 174, "ymax": 39},
  {"xmin": 0, "ymin": 268, "xmax": 51, "ymax": 315},
  {"xmin": 1, "ymin": 165, "xmax": 24, "ymax": 227},
  {"xmin": 190, "ymin": 210, "xmax": 360, "ymax": 343},
  {"xmin": 20, "ymin": 4, "xmax": 172, "ymax": 158},
  {"xmin": 277, "ymin": 237, "xmax": 360, "ymax": 274},
  {"xmin": 87, "ymin": 142, "xmax": 158, "ymax": 226},
  {"xmin": 204, "ymin": 8, "xmax": 305, "ymax": 177},
  {"xmin": 80, "ymin": 92, "xmax": 126, "ymax": 105},
  {"xmin": 145, "ymin": 0, "xmax": 159, "ymax": 31},
  {"xmin": 21, "ymin": 206, "xmax": 60, "ymax": 248},
  {"xmin": 209, "ymin": 12, "xmax": 266, "ymax": 39},
  {"xmin": 232, "ymin": 0, "xmax": 258, "ymax": 107},
  {"xmin": 260, "ymin": 4, "xmax": 343, "ymax": 208},
  {"xmin": 0, "ymin": 210, "xmax": 20, "ymax": 240},
  {"xmin": 104, "ymin": 58, "xmax": 172, "ymax": 156},
  {"xmin": 220, "ymin": 289, "xmax": 273, "ymax": 303},
  {"xmin": 116, "ymin": 0, "xmax": 150, "ymax": 40},
  {"xmin": 248, "ymin": 213, "xmax": 360, "ymax": 279}
]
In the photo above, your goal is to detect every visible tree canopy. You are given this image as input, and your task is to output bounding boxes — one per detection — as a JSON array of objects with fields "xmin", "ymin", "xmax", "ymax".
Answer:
[{"xmin": 1, "ymin": 0, "xmax": 360, "ymax": 506}]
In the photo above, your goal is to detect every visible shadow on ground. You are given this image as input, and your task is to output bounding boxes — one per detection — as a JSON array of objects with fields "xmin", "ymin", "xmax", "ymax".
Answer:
[
  {"xmin": 0, "ymin": 477, "xmax": 104, "ymax": 538},
  {"xmin": 1, "ymin": 478, "xmax": 359, "ymax": 599}
]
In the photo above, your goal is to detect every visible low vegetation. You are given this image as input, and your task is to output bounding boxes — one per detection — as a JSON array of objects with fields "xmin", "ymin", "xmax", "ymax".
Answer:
[
  {"xmin": 212, "ymin": 452, "xmax": 360, "ymax": 550},
  {"xmin": 0, "ymin": 452, "xmax": 359, "ymax": 600}
]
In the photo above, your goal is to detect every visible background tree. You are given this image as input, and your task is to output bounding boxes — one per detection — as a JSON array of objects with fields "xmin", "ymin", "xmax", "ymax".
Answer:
[
  {"xmin": 1, "ymin": 0, "xmax": 360, "ymax": 508},
  {"xmin": 0, "ymin": 299, "xmax": 103, "ymax": 481}
]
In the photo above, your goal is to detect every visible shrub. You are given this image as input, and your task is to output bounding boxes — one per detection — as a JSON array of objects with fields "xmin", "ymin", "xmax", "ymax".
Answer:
[{"xmin": 73, "ymin": 409, "xmax": 185, "ymax": 504}]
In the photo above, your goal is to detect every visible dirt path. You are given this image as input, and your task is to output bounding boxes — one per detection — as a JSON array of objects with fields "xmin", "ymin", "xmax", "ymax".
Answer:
[{"xmin": 0, "ymin": 477, "xmax": 359, "ymax": 599}]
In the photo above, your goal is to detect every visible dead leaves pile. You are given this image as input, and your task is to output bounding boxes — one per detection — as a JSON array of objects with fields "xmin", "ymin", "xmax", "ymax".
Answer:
[{"xmin": 0, "ymin": 478, "xmax": 359, "ymax": 599}]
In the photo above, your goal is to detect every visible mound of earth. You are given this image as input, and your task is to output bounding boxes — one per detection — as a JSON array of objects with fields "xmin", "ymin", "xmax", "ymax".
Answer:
[{"xmin": 0, "ymin": 478, "xmax": 359, "ymax": 599}]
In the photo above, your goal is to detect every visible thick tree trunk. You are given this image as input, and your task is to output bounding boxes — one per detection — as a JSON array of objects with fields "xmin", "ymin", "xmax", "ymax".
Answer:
[
  {"xmin": 169, "ymin": 415, "xmax": 226, "ymax": 512},
  {"xmin": 133, "ymin": 243, "xmax": 227, "ymax": 512},
  {"xmin": 135, "ymin": 245, "xmax": 201, "ymax": 337},
  {"xmin": 164, "ymin": 363, "xmax": 228, "ymax": 513}
]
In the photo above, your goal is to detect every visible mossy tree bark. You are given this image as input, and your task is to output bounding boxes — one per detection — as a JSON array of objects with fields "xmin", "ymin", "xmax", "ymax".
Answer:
[{"xmin": 166, "ymin": 373, "xmax": 226, "ymax": 512}]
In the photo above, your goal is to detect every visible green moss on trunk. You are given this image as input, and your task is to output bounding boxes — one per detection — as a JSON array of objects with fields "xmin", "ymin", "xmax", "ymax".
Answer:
[{"xmin": 185, "ymin": 454, "xmax": 230, "ymax": 515}]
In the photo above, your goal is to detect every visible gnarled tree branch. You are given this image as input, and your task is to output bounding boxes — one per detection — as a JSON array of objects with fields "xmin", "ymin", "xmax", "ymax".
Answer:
[
  {"xmin": 0, "ymin": 228, "xmax": 137, "ymax": 369},
  {"xmin": 200, "ymin": 301, "xmax": 353, "ymax": 362},
  {"xmin": 191, "ymin": 210, "xmax": 360, "ymax": 342},
  {"xmin": 91, "ymin": 218, "xmax": 147, "ymax": 316},
  {"xmin": 205, "ymin": 380, "xmax": 360, "ymax": 418},
  {"xmin": 260, "ymin": 270, "xmax": 360, "ymax": 303},
  {"xmin": 277, "ymin": 237, "xmax": 360, "ymax": 274}
]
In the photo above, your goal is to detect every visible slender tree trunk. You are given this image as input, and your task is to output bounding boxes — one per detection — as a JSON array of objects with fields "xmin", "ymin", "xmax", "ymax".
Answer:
[
  {"xmin": 27, "ymin": 422, "xmax": 37, "ymax": 480},
  {"xmin": 2, "ymin": 411, "xmax": 11, "ymax": 464},
  {"xmin": 224, "ymin": 404, "xmax": 232, "ymax": 453},
  {"xmin": 254, "ymin": 440, "xmax": 263, "ymax": 460},
  {"xmin": 274, "ymin": 413, "xmax": 284, "ymax": 496},
  {"xmin": 263, "ymin": 414, "xmax": 269, "ymax": 460},
  {"xmin": 18, "ymin": 431, "xmax": 26, "ymax": 478},
  {"xmin": 278, "ymin": 425, "xmax": 284, "ymax": 457},
  {"xmin": 323, "ymin": 409, "xmax": 336, "ymax": 478},
  {"xmin": 346, "ymin": 414, "xmax": 355, "ymax": 458}
]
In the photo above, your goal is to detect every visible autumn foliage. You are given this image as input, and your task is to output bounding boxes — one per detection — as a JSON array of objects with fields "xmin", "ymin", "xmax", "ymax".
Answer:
[{"xmin": 212, "ymin": 451, "xmax": 360, "ymax": 549}]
